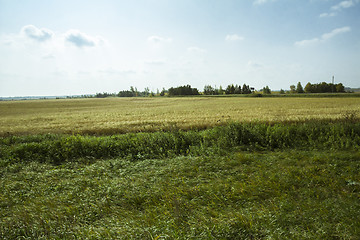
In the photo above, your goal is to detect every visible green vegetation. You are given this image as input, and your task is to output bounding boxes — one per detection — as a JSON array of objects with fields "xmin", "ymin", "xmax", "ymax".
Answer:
[
  {"xmin": 304, "ymin": 82, "xmax": 345, "ymax": 93},
  {"xmin": 168, "ymin": 85, "xmax": 200, "ymax": 96},
  {"xmin": 1, "ymin": 118, "xmax": 360, "ymax": 239},
  {"xmin": 1, "ymin": 149, "xmax": 359, "ymax": 239},
  {"xmin": 262, "ymin": 86, "xmax": 271, "ymax": 94},
  {"xmin": 1, "ymin": 120, "xmax": 359, "ymax": 164},
  {"xmin": 224, "ymin": 84, "xmax": 252, "ymax": 95},
  {"xmin": 1, "ymin": 97, "xmax": 360, "ymax": 239}
]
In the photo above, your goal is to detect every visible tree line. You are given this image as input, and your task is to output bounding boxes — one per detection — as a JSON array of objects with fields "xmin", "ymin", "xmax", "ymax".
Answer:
[
  {"xmin": 285, "ymin": 82, "xmax": 345, "ymax": 94},
  {"xmin": 303, "ymin": 82, "xmax": 345, "ymax": 93},
  {"xmin": 96, "ymin": 86, "xmax": 159, "ymax": 98},
  {"xmin": 203, "ymin": 84, "xmax": 254, "ymax": 95},
  {"xmin": 94, "ymin": 81, "xmax": 347, "ymax": 98}
]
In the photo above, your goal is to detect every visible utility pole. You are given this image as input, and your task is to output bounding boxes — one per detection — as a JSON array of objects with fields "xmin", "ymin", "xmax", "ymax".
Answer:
[{"xmin": 332, "ymin": 76, "xmax": 334, "ymax": 93}]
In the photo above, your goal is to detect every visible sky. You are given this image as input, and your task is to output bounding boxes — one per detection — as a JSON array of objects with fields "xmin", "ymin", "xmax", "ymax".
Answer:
[{"xmin": 0, "ymin": 0, "xmax": 359, "ymax": 96}]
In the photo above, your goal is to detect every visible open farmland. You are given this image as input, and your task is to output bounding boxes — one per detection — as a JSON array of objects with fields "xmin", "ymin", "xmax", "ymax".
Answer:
[
  {"xmin": 1, "ymin": 96, "xmax": 360, "ymax": 136},
  {"xmin": 1, "ymin": 96, "xmax": 360, "ymax": 239}
]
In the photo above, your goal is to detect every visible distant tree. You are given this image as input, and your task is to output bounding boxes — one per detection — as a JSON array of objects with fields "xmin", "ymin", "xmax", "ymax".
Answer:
[
  {"xmin": 336, "ymin": 83, "xmax": 345, "ymax": 93},
  {"xmin": 303, "ymin": 82, "xmax": 346, "ymax": 93},
  {"xmin": 330, "ymin": 84, "xmax": 336, "ymax": 93},
  {"xmin": 262, "ymin": 86, "xmax": 271, "ymax": 94},
  {"xmin": 168, "ymin": 85, "xmax": 199, "ymax": 96},
  {"xmin": 225, "ymin": 84, "xmax": 252, "ymax": 94},
  {"xmin": 203, "ymin": 85, "xmax": 216, "ymax": 95},
  {"xmin": 234, "ymin": 85, "xmax": 242, "ymax": 94},
  {"xmin": 242, "ymin": 84, "xmax": 252, "ymax": 94},
  {"xmin": 130, "ymin": 86, "xmax": 139, "ymax": 97},
  {"xmin": 218, "ymin": 85, "xmax": 225, "ymax": 95},
  {"xmin": 304, "ymin": 82, "xmax": 313, "ymax": 93},
  {"xmin": 225, "ymin": 84, "xmax": 235, "ymax": 94},
  {"xmin": 296, "ymin": 82, "xmax": 304, "ymax": 93},
  {"xmin": 96, "ymin": 92, "xmax": 115, "ymax": 98},
  {"xmin": 144, "ymin": 87, "xmax": 150, "ymax": 96},
  {"xmin": 290, "ymin": 85, "xmax": 296, "ymax": 93},
  {"xmin": 279, "ymin": 89, "xmax": 285, "ymax": 94},
  {"xmin": 117, "ymin": 90, "xmax": 134, "ymax": 97},
  {"xmin": 160, "ymin": 87, "xmax": 166, "ymax": 96},
  {"xmin": 319, "ymin": 82, "xmax": 331, "ymax": 93}
]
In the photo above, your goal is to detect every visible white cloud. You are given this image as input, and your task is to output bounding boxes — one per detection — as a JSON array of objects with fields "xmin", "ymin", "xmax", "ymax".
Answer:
[
  {"xmin": 321, "ymin": 26, "xmax": 351, "ymax": 40},
  {"xmin": 21, "ymin": 25, "xmax": 53, "ymax": 42},
  {"xmin": 147, "ymin": 36, "xmax": 172, "ymax": 43},
  {"xmin": 294, "ymin": 38, "xmax": 320, "ymax": 47},
  {"xmin": 225, "ymin": 34, "xmax": 244, "ymax": 41},
  {"xmin": 320, "ymin": 0, "xmax": 359, "ymax": 18},
  {"xmin": 295, "ymin": 26, "xmax": 351, "ymax": 47},
  {"xmin": 18, "ymin": 25, "xmax": 106, "ymax": 48},
  {"xmin": 65, "ymin": 30, "xmax": 104, "ymax": 48},
  {"xmin": 187, "ymin": 47, "xmax": 207, "ymax": 53},
  {"xmin": 319, "ymin": 12, "xmax": 337, "ymax": 18},
  {"xmin": 331, "ymin": 0, "xmax": 357, "ymax": 10}
]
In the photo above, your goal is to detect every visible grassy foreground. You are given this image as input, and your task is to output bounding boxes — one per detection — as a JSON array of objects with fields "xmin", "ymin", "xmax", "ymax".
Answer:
[
  {"xmin": 1, "ymin": 121, "xmax": 360, "ymax": 239},
  {"xmin": 1, "ymin": 150, "xmax": 359, "ymax": 239}
]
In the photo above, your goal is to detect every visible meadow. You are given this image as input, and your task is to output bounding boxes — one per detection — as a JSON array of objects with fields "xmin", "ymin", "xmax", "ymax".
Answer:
[
  {"xmin": 1, "ymin": 96, "xmax": 360, "ymax": 239},
  {"xmin": 1, "ymin": 96, "xmax": 360, "ymax": 136}
]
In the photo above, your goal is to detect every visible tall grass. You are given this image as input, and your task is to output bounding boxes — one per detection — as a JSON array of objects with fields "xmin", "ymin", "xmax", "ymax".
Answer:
[{"xmin": 1, "ymin": 120, "xmax": 359, "ymax": 164}]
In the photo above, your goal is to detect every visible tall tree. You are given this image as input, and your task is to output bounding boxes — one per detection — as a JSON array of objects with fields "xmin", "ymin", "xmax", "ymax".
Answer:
[
  {"xmin": 304, "ymin": 82, "xmax": 313, "ymax": 93},
  {"xmin": 225, "ymin": 84, "xmax": 235, "ymax": 94},
  {"xmin": 242, "ymin": 84, "xmax": 251, "ymax": 94},
  {"xmin": 296, "ymin": 82, "xmax": 304, "ymax": 93},
  {"xmin": 234, "ymin": 85, "xmax": 242, "ymax": 94}
]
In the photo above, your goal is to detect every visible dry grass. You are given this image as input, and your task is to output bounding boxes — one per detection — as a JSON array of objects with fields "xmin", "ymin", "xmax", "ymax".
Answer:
[{"xmin": 1, "ymin": 97, "xmax": 359, "ymax": 136}]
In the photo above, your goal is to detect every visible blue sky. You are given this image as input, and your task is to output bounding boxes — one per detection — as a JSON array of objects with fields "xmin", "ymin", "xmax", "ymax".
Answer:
[{"xmin": 0, "ymin": 0, "xmax": 359, "ymax": 96}]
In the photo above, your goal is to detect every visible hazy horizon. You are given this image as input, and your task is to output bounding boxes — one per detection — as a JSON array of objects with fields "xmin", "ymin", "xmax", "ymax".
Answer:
[{"xmin": 1, "ymin": 0, "xmax": 359, "ymax": 97}]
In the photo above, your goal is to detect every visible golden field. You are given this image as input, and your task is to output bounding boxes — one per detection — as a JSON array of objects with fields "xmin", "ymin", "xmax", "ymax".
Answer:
[{"xmin": 1, "ymin": 96, "xmax": 359, "ymax": 136}]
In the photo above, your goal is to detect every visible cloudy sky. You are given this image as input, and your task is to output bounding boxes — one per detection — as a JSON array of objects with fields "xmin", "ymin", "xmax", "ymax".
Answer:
[{"xmin": 0, "ymin": 0, "xmax": 359, "ymax": 96}]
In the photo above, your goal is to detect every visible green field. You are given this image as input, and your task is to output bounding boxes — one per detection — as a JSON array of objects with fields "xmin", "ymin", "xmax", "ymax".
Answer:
[{"xmin": 1, "ymin": 97, "xmax": 360, "ymax": 239}]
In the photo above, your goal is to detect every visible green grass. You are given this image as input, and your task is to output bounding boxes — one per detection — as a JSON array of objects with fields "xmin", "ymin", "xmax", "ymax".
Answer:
[
  {"xmin": 1, "ymin": 150, "xmax": 359, "ymax": 239},
  {"xmin": 1, "ymin": 120, "xmax": 359, "ymax": 164},
  {"xmin": 1, "ymin": 120, "xmax": 360, "ymax": 239}
]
